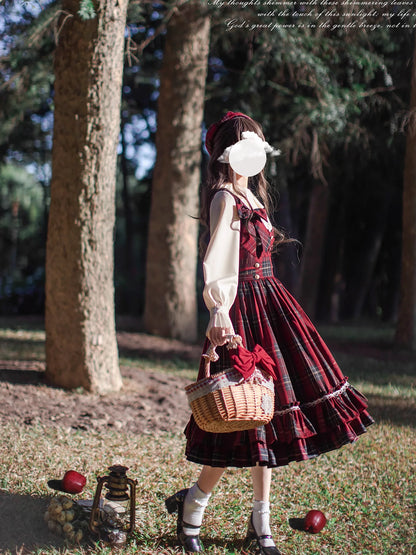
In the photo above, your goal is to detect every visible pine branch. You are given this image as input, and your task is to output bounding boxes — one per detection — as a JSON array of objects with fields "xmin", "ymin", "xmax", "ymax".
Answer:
[{"xmin": 78, "ymin": 0, "xmax": 95, "ymax": 20}]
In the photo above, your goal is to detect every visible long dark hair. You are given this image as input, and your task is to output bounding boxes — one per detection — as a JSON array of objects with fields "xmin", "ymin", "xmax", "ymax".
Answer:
[{"xmin": 200, "ymin": 115, "xmax": 285, "ymax": 256}]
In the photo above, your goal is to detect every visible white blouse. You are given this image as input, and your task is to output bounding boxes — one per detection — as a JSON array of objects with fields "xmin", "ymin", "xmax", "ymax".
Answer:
[{"xmin": 203, "ymin": 183, "xmax": 272, "ymax": 337}]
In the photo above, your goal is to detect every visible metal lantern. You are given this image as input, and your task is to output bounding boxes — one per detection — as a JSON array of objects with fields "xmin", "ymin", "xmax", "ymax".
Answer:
[{"xmin": 89, "ymin": 465, "xmax": 137, "ymax": 547}]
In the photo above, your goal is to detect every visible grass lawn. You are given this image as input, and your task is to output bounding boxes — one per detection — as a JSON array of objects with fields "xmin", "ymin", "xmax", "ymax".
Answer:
[{"xmin": 0, "ymin": 320, "xmax": 415, "ymax": 555}]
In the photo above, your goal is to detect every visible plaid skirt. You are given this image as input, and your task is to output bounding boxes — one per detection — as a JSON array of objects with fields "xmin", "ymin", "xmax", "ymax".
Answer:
[{"xmin": 184, "ymin": 273, "xmax": 374, "ymax": 468}]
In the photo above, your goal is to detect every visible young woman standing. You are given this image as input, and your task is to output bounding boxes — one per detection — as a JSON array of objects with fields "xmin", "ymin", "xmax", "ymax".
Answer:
[{"xmin": 166, "ymin": 112, "xmax": 374, "ymax": 554}]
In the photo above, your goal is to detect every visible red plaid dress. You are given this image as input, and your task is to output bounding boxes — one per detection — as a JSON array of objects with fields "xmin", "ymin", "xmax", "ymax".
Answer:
[{"xmin": 185, "ymin": 193, "xmax": 374, "ymax": 468}]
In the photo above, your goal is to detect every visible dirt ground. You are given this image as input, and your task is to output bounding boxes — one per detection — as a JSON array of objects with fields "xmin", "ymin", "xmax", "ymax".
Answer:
[
  {"xmin": 0, "ymin": 326, "xmax": 413, "ymax": 436},
  {"xmin": 0, "ymin": 327, "xmax": 414, "ymax": 553},
  {"xmin": 0, "ymin": 331, "xmax": 207, "ymax": 553},
  {"xmin": 0, "ymin": 332, "xmax": 202, "ymax": 435}
]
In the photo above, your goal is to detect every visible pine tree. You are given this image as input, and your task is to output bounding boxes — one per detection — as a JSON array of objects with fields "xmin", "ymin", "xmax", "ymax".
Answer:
[
  {"xmin": 143, "ymin": 1, "xmax": 210, "ymax": 341},
  {"xmin": 45, "ymin": 0, "xmax": 129, "ymax": 392},
  {"xmin": 396, "ymin": 32, "xmax": 416, "ymax": 349}
]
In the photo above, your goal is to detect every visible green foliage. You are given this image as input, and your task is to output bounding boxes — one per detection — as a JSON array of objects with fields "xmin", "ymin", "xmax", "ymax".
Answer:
[
  {"xmin": 78, "ymin": 0, "xmax": 96, "ymax": 20},
  {"xmin": 0, "ymin": 164, "xmax": 46, "ymax": 314},
  {"xmin": 0, "ymin": 164, "xmax": 42, "ymax": 211},
  {"xmin": 0, "ymin": 164, "xmax": 44, "ymax": 260},
  {"xmin": 204, "ymin": 16, "xmax": 411, "ymax": 319},
  {"xmin": 1, "ymin": 0, "xmax": 413, "ymax": 320},
  {"xmin": 0, "ymin": 1, "xmax": 56, "ymax": 162},
  {"xmin": 208, "ymin": 24, "xmax": 397, "ymax": 180}
]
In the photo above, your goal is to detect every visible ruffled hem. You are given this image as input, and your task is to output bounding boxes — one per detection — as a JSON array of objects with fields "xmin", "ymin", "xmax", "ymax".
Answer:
[
  {"xmin": 265, "ymin": 403, "xmax": 317, "ymax": 444},
  {"xmin": 184, "ymin": 379, "xmax": 375, "ymax": 468},
  {"xmin": 185, "ymin": 270, "xmax": 375, "ymax": 468},
  {"xmin": 265, "ymin": 379, "xmax": 371, "ymax": 444},
  {"xmin": 185, "ymin": 415, "xmax": 374, "ymax": 468}
]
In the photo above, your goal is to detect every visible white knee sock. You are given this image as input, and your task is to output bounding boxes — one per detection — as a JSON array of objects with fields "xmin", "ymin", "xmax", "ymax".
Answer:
[
  {"xmin": 252, "ymin": 500, "xmax": 275, "ymax": 548},
  {"xmin": 182, "ymin": 483, "xmax": 211, "ymax": 536}
]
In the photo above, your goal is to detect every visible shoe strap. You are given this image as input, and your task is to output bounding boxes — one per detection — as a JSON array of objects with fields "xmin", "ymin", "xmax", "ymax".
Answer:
[
  {"xmin": 258, "ymin": 534, "xmax": 273, "ymax": 540},
  {"xmin": 183, "ymin": 521, "xmax": 200, "ymax": 530}
]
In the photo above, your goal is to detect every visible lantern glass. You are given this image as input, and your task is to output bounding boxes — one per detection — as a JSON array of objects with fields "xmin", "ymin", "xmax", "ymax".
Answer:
[{"xmin": 89, "ymin": 465, "xmax": 137, "ymax": 547}]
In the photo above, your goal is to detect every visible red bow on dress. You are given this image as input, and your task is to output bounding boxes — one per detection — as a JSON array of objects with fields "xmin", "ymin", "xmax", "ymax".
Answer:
[
  {"xmin": 237, "ymin": 205, "xmax": 271, "ymax": 255},
  {"xmin": 229, "ymin": 344, "xmax": 277, "ymax": 381}
]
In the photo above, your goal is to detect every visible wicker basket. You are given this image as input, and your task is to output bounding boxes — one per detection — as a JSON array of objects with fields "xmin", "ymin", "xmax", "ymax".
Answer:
[{"xmin": 185, "ymin": 339, "xmax": 275, "ymax": 433}]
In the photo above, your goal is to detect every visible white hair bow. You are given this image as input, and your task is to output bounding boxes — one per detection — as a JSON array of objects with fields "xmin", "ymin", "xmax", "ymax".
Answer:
[{"xmin": 217, "ymin": 131, "xmax": 281, "ymax": 163}]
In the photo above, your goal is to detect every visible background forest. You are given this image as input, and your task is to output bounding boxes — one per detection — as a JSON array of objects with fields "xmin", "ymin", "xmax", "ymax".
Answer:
[
  {"xmin": 0, "ymin": 4, "xmax": 415, "ymax": 554},
  {"xmin": 0, "ymin": 1, "xmax": 414, "ymax": 331}
]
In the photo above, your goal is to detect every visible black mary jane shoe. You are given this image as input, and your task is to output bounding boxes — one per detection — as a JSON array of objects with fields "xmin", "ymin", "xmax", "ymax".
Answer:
[
  {"xmin": 165, "ymin": 489, "xmax": 204, "ymax": 553},
  {"xmin": 244, "ymin": 513, "xmax": 281, "ymax": 555}
]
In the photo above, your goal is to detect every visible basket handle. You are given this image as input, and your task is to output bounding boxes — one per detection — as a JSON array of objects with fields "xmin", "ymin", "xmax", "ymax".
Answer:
[{"xmin": 201, "ymin": 335, "xmax": 243, "ymax": 379}]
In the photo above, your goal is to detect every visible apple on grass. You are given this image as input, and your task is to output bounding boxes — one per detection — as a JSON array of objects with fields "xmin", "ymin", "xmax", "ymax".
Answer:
[
  {"xmin": 48, "ymin": 470, "xmax": 86, "ymax": 494},
  {"xmin": 62, "ymin": 471, "xmax": 86, "ymax": 493},
  {"xmin": 304, "ymin": 510, "xmax": 327, "ymax": 533}
]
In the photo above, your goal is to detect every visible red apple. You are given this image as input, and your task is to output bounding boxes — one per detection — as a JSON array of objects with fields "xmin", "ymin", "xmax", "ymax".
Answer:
[
  {"xmin": 62, "ymin": 470, "xmax": 86, "ymax": 494},
  {"xmin": 304, "ymin": 510, "xmax": 327, "ymax": 533}
]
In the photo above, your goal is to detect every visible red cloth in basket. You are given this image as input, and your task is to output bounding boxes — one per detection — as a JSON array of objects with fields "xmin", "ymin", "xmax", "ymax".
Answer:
[{"xmin": 229, "ymin": 344, "xmax": 277, "ymax": 381}]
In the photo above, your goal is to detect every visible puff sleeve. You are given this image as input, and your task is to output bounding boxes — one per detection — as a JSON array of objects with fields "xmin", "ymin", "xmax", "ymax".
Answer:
[{"xmin": 203, "ymin": 191, "xmax": 240, "ymax": 337}]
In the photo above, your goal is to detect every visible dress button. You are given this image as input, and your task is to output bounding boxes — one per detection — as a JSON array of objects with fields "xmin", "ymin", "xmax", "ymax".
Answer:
[
  {"xmin": 254, "ymin": 274, "xmax": 260, "ymax": 280},
  {"xmin": 254, "ymin": 262, "xmax": 260, "ymax": 268}
]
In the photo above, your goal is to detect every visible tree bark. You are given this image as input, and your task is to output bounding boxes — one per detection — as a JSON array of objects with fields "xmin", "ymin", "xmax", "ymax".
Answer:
[
  {"xmin": 45, "ymin": 0, "xmax": 128, "ymax": 392},
  {"xmin": 144, "ymin": 1, "xmax": 210, "ymax": 342},
  {"xmin": 351, "ymin": 196, "xmax": 391, "ymax": 319},
  {"xmin": 272, "ymin": 163, "xmax": 299, "ymax": 295},
  {"xmin": 396, "ymin": 33, "xmax": 416, "ymax": 350},
  {"xmin": 298, "ymin": 179, "xmax": 330, "ymax": 320}
]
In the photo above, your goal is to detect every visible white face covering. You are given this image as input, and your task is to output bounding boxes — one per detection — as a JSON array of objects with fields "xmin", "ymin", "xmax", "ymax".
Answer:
[{"xmin": 217, "ymin": 131, "xmax": 280, "ymax": 177}]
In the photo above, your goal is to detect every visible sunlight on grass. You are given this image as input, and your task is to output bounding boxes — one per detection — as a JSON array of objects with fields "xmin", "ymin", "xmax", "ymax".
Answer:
[
  {"xmin": 119, "ymin": 355, "xmax": 197, "ymax": 380},
  {"xmin": 0, "ymin": 422, "xmax": 415, "ymax": 554},
  {"xmin": 354, "ymin": 380, "xmax": 416, "ymax": 399},
  {"xmin": 335, "ymin": 353, "xmax": 415, "ymax": 388},
  {"xmin": 317, "ymin": 323, "xmax": 395, "ymax": 344},
  {"xmin": 0, "ymin": 328, "xmax": 46, "ymax": 360},
  {"xmin": 0, "ymin": 320, "xmax": 415, "ymax": 553}
]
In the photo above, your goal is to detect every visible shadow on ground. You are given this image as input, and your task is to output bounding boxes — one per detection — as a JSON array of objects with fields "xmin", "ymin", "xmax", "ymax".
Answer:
[
  {"xmin": 0, "ymin": 367, "xmax": 43, "ymax": 385},
  {"xmin": 365, "ymin": 393, "xmax": 416, "ymax": 429},
  {"xmin": 117, "ymin": 331, "xmax": 201, "ymax": 363},
  {"xmin": 0, "ymin": 491, "xmax": 65, "ymax": 552}
]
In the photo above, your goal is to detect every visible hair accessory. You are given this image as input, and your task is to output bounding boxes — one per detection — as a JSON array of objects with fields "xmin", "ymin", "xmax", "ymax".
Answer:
[
  {"xmin": 217, "ymin": 131, "xmax": 279, "ymax": 162},
  {"xmin": 217, "ymin": 131, "xmax": 281, "ymax": 177},
  {"xmin": 205, "ymin": 111, "xmax": 254, "ymax": 155}
]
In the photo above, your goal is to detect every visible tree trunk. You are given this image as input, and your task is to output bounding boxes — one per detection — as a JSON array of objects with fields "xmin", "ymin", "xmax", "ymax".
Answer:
[
  {"xmin": 396, "ymin": 33, "xmax": 416, "ymax": 350},
  {"xmin": 45, "ymin": 0, "xmax": 128, "ymax": 392},
  {"xmin": 346, "ymin": 194, "xmax": 391, "ymax": 320},
  {"xmin": 298, "ymin": 179, "xmax": 330, "ymax": 319},
  {"xmin": 144, "ymin": 1, "xmax": 210, "ymax": 342},
  {"xmin": 317, "ymin": 193, "xmax": 345, "ymax": 323},
  {"xmin": 272, "ymin": 163, "xmax": 299, "ymax": 294}
]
